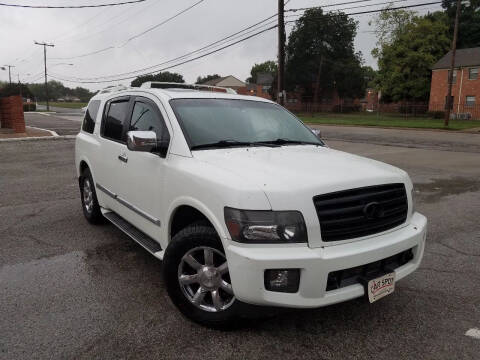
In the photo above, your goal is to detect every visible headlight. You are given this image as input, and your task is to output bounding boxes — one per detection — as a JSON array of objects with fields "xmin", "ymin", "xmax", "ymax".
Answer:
[{"xmin": 224, "ymin": 207, "xmax": 308, "ymax": 244}]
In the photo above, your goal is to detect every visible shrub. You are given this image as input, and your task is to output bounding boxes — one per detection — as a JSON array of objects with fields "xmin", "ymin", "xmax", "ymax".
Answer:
[
  {"xmin": 427, "ymin": 111, "xmax": 445, "ymax": 119},
  {"xmin": 23, "ymin": 103, "xmax": 36, "ymax": 112}
]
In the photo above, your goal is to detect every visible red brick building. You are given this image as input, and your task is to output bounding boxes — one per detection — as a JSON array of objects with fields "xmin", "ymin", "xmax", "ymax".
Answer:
[{"xmin": 429, "ymin": 47, "xmax": 480, "ymax": 119}]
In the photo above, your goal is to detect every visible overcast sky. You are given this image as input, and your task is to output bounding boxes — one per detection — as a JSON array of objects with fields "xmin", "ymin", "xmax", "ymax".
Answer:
[{"xmin": 0, "ymin": 0, "xmax": 442, "ymax": 91}]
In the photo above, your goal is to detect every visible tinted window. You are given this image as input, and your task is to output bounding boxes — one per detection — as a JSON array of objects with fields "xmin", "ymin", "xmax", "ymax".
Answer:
[
  {"xmin": 129, "ymin": 101, "xmax": 168, "ymax": 140},
  {"xmin": 82, "ymin": 100, "xmax": 101, "ymax": 134},
  {"xmin": 469, "ymin": 68, "xmax": 478, "ymax": 80},
  {"xmin": 103, "ymin": 99, "xmax": 129, "ymax": 142},
  {"xmin": 170, "ymin": 99, "xmax": 322, "ymax": 148}
]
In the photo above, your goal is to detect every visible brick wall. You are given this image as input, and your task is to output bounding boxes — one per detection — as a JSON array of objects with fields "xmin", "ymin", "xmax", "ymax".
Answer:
[
  {"xmin": 429, "ymin": 68, "xmax": 480, "ymax": 119},
  {"xmin": 0, "ymin": 95, "xmax": 26, "ymax": 133}
]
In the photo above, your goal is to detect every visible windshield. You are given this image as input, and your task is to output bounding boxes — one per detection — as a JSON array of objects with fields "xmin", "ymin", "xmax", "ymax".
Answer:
[{"xmin": 170, "ymin": 98, "xmax": 323, "ymax": 149}]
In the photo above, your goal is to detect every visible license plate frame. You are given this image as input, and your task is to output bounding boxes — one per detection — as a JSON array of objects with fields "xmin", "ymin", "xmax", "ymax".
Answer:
[{"xmin": 366, "ymin": 272, "xmax": 396, "ymax": 303}]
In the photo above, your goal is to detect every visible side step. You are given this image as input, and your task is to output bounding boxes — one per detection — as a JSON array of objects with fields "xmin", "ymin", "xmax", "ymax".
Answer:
[{"xmin": 103, "ymin": 211, "xmax": 163, "ymax": 257}]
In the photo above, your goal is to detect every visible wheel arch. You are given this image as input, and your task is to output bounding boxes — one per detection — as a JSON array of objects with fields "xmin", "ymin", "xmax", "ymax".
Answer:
[{"xmin": 167, "ymin": 198, "xmax": 228, "ymax": 246}]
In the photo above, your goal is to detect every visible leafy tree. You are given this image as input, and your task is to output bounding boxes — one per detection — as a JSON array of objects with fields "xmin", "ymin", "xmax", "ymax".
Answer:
[
  {"xmin": 442, "ymin": 0, "xmax": 480, "ymax": 48},
  {"xmin": 196, "ymin": 74, "xmax": 221, "ymax": 84},
  {"xmin": 27, "ymin": 80, "xmax": 94, "ymax": 102},
  {"xmin": 373, "ymin": 12, "xmax": 450, "ymax": 102},
  {"xmin": 131, "ymin": 72, "xmax": 184, "ymax": 87},
  {"xmin": 0, "ymin": 82, "xmax": 34, "ymax": 98},
  {"xmin": 246, "ymin": 61, "xmax": 277, "ymax": 83},
  {"xmin": 285, "ymin": 8, "xmax": 365, "ymax": 101}
]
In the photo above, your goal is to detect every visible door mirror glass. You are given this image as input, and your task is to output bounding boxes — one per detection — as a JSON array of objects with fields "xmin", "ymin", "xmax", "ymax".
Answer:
[{"xmin": 127, "ymin": 130, "xmax": 157, "ymax": 152}]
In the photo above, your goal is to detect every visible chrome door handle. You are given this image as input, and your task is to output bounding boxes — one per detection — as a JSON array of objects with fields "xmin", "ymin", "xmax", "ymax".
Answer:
[{"xmin": 118, "ymin": 153, "xmax": 128, "ymax": 163}]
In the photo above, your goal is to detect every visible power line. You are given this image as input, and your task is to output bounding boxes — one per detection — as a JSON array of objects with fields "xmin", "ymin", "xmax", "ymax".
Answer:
[
  {"xmin": 52, "ymin": 14, "xmax": 280, "ymax": 80},
  {"xmin": 50, "ymin": 0, "xmax": 206, "ymax": 60},
  {"xmin": 0, "ymin": 0, "xmax": 146, "ymax": 9},
  {"xmin": 49, "ymin": 25, "xmax": 278, "ymax": 84}
]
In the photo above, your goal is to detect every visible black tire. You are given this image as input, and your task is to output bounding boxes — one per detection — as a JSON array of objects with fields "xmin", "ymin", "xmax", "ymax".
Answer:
[
  {"xmin": 163, "ymin": 224, "xmax": 242, "ymax": 327},
  {"xmin": 79, "ymin": 167, "xmax": 104, "ymax": 224}
]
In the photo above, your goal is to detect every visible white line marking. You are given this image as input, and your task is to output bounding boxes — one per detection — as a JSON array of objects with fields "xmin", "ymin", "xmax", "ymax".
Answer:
[
  {"xmin": 465, "ymin": 328, "xmax": 480, "ymax": 339},
  {"xmin": 26, "ymin": 126, "xmax": 59, "ymax": 137}
]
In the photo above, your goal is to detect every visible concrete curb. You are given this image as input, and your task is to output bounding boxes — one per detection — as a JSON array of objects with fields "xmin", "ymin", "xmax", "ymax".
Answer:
[
  {"xmin": 26, "ymin": 126, "xmax": 59, "ymax": 137},
  {"xmin": 0, "ymin": 135, "xmax": 75, "ymax": 143}
]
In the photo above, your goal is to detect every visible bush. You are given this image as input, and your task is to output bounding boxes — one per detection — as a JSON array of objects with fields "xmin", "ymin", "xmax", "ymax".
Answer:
[
  {"xmin": 427, "ymin": 111, "xmax": 444, "ymax": 119},
  {"xmin": 23, "ymin": 103, "xmax": 36, "ymax": 112}
]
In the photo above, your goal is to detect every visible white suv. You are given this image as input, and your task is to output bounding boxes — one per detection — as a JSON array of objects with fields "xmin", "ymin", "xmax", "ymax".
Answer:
[{"xmin": 75, "ymin": 82, "xmax": 427, "ymax": 326}]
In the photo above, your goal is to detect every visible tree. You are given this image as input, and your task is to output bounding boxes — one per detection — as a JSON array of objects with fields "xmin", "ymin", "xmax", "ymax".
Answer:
[
  {"xmin": 131, "ymin": 72, "xmax": 184, "ymax": 87},
  {"xmin": 442, "ymin": 0, "xmax": 480, "ymax": 48},
  {"xmin": 27, "ymin": 80, "xmax": 94, "ymax": 101},
  {"xmin": 246, "ymin": 61, "xmax": 277, "ymax": 83},
  {"xmin": 373, "ymin": 12, "xmax": 450, "ymax": 102},
  {"xmin": 196, "ymin": 74, "xmax": 221, "ymax": 84},
  {"xmin": 285, "ymin": 8, "xmax": 365, "ymax": 101}
]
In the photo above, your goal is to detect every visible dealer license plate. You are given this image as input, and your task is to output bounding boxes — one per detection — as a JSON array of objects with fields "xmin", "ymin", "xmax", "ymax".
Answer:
[{"xmin": 367, "ymin": 272, "xmax": 396, "ymax": 303}]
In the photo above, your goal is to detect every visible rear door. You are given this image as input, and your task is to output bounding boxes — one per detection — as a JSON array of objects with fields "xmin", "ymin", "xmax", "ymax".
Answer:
[
  {"xmin": 94, "ymin": 95, "xmax": 131, "ymax": 212},
  {"xmin": 115, "ymin": 96, "xmax": 171, "ymax": 240}
]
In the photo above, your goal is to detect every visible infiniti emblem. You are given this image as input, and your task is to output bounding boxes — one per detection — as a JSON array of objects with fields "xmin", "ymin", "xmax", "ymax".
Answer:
[{"xmin": 363, "ymin": 202, "xmax": 385, "ymax": 219}]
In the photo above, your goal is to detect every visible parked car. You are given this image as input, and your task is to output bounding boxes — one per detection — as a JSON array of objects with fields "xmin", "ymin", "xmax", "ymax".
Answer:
[{"xmin": 75, "ymin": 82, "xmax": 427, "ymax": 326}]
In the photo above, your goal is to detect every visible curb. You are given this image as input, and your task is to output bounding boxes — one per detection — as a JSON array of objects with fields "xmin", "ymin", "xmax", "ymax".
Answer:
[
  {"xmin": 26, "ymin": 126, "xmax": 59, "ymax": 137},
  {"xmin": 0, "ymin": 135, "xmax": 75, "ymax": 142}
]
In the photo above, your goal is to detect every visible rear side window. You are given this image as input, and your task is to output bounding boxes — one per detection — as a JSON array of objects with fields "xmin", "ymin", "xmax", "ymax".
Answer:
[
  {"xmin": 129, "ymin": 100, "xmax": 169, "ymax": 141},
  {"xmin": 82, "ymin": 100, "xmax": 101, "ymax": 134},
  {"xmin": 102, "ymin": 99, "xmax": 130, "ymax": 142}
]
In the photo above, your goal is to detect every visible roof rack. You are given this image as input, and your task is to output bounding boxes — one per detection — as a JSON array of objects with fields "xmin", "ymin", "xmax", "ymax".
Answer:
[
  {"xmin": 140, "ymin": 82, "xmax": 237, "ymax": 94},
  {"xmin": 97, "ymin": 85, "xmax": 130, "ymax": 94}
]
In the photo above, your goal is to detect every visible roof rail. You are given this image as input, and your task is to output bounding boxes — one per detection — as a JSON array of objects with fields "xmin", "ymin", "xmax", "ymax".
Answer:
[
  {"xmin": 140, "ymin": 82, "xmax": 237, "ymax": 94},
  {"xmin": 97, "ymin": 84, "xmax": 130, "ymax": 94}
]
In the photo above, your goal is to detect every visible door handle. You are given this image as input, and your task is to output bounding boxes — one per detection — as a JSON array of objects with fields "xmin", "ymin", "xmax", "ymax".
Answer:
[{"xmin": 118, "ymin": 153, "xmax": 128, "ymax": 163}]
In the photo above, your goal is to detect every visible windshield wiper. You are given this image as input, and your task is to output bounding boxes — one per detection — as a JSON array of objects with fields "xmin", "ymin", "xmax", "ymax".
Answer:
[
  {"xmin": 191, "ymin": 140, "xmax": 278, "ymax": 150},
  {"xmin": 261, "ymin": 138, "xmax": 322, "ymax": 146}
]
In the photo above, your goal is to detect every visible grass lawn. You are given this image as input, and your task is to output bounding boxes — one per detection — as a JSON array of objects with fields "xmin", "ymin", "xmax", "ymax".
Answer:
[
  {"xmin": 38, "ymin": 101, "xmax": 87, "ymax": 109},
  {"xmin": 299, "ymin": 113, "xmax": 480, "ymax": 131}
]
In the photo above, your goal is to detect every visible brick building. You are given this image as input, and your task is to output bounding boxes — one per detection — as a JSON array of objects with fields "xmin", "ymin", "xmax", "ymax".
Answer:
[{"xmin": 429, "ymin": 47, "xmax": 480, "ymax": 119}]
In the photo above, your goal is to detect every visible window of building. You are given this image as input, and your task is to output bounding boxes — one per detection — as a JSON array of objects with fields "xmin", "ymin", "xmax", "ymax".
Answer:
[
  {"xmin": 102, "ymin": 98, "xmax": 130, "ymax": 142},
  {"xmin": 465, "ymin": 96, "xmax": 476, "ymax": 107},
  {"xmin": 469, "ymin": 68, "xmax": 478, "ymax": 80},
  {"xmin": 129, "ymin": 100, "xmax": 168, "ymax": 141},
  {"xmin": 82, "ymin": 100, "xmax": 101, "ymax": 134},
  {"xmin": 448, "ymin": 70, "xmax": 457, "ymax": 84}
]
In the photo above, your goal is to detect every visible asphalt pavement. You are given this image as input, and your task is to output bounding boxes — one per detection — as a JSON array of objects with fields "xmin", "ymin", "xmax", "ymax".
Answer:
[{"xmin": 1, "ymin": 130, "xmax": 479, "ymax": 359}]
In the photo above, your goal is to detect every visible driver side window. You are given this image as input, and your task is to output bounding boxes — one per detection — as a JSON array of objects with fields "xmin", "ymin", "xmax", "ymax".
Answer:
[{"xmin": 129, "ymin": 99, "xmax": 169, "ymax": 141}]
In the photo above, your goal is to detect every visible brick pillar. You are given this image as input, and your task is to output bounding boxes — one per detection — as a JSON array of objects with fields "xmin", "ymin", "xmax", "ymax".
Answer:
[
  {"xmin": 0, "ymin": 96, "xmax": 25, "ymax": 133},
  {"xmin": 9, "ymin": 96, "xmax": 26, "ymax": 133}
]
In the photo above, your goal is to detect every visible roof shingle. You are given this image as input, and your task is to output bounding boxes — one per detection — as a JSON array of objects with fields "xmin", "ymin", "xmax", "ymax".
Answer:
[{"xmin": 432, "ymin": 47, "xmax": 480, "ymax": 69}]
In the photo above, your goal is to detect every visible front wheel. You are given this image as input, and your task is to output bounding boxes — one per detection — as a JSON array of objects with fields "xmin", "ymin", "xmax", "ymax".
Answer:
[{"xmin": 163, "ymin": 224, "xmax": 240, "ymax": 327}]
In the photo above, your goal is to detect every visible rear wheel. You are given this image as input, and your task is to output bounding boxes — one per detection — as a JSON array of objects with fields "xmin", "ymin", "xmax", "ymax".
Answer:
[
  {"xmin": 79, "ymin": 167, "xmax": 104, "ymax": 224},
  {"xmin": 163, "ymin": 224, "xmax": 240, "ymax": 327}
]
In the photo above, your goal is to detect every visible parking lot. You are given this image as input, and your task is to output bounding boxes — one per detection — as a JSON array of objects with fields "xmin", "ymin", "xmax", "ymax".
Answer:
[{"xmin": 1, "ymin": 120, "xmax": 479, "ymax": 359}]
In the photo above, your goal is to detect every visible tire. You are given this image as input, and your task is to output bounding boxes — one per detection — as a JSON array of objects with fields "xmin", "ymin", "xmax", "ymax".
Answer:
[
  {"xmin": 163, "ymin": 224, "xmax": 241, "ymax": 327},
  {"xmin": 79, "ymin": 167, "xmax": 104, "ymax": 224}
]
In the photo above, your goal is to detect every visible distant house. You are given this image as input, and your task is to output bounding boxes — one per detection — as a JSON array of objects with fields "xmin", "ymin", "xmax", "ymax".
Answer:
[
  {"xmin": 429, "ymin": 47, "xmax": 480, "ymax": 119},
  {"xmin": 202, "ymin": 75, "xmax": 246, "ymax": 90},
  {"xmin": 237, "ymin": 72, "xmax": 274, "ymax": 100}
]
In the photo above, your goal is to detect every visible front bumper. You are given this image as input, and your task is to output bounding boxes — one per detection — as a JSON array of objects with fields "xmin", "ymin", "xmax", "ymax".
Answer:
[{"xmin": 225, "ymin": 212, "xmax": 427, "ymax": 308}]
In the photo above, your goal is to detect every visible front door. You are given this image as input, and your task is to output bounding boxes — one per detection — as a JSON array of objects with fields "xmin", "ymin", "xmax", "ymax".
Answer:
[{"xmin": 115, "ymin": 95, "xmax": 171, "ymax": 242}]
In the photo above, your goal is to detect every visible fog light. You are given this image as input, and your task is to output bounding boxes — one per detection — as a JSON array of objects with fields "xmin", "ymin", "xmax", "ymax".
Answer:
[{"xmin": 264, "ymin": 269, "xmax": 300, "ymax": 293}]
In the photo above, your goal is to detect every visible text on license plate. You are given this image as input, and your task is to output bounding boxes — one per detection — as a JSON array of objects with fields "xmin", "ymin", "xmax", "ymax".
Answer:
[{"xmin": 367, "ymin": 272, "xmax": 395, "ymax": 303}]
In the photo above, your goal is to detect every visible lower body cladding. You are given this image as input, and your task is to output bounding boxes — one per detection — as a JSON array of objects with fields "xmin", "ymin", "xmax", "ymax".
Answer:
[{"xmin": 225, "ymin": 212, "xmax": 427, "ymax": 308}]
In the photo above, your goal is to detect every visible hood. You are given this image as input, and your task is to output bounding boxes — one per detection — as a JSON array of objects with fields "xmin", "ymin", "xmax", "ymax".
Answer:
[{"xmin": 193, "ymin": 145, "xmax": 409, "ymax": 209}]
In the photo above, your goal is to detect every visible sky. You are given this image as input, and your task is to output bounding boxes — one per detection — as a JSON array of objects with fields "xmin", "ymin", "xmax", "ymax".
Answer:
[{"xmin": 0, "ymin": 0, "xmax": 443, "ymax": 92}]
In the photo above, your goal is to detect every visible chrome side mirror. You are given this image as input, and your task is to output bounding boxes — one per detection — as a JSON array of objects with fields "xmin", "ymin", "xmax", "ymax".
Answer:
[
  {"xmin": 311, "ymin": 128, "xmax": 322, "ymax": 139},
  {"xmin": 127, "ymin": 131, "xmax": 157, "ymax": 152}
]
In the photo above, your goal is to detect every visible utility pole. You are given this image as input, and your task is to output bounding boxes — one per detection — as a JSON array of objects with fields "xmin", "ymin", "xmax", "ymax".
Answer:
[
  {"xmin": 3, "ymin": 65, "xmax": 15, "ymax": 84},
  {"xmin": 34, "ymin": 41, "xmax": 54, "ymax": 111},
  {"xmin": 277, "ymin": 0, "xmax": 285, "ymax": 106},
  {"xmin": 444, "ymin": 0, "xmax": 461, "ymax": 127}
]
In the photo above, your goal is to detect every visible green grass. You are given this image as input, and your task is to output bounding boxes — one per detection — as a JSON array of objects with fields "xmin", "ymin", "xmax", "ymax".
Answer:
[
  {"xmin": 38, "ymin": 101, "xmax": 87, "ymax": 109},
  {"xmin": 299, "ymin": 113, "xmax": 480, "ymax": 130}
]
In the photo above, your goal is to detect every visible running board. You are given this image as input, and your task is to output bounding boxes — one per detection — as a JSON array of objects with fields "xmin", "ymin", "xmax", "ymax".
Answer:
[{"xmin": 103, "ymin": 211, "xmax": 164, "ymax": 260}]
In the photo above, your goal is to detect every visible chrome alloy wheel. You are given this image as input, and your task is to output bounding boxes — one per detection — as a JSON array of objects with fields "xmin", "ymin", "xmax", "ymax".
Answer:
[
  {"xmin": 83, "ymin": 178, "xmax": 94, "ymax": 213},
  {"xmin": 178, "ymin": 246, "xmax": 235, "ymax": 312}
]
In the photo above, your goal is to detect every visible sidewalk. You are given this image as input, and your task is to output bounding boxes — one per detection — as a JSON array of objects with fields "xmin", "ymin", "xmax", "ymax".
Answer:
[{"xmin": 0, "ymin": 126, "xmax": 57, "ymax": 140}]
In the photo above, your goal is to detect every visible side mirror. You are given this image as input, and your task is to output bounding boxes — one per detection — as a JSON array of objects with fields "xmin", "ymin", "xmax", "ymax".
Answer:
[
  {"xmin": 127, "ymin": 131, "xmax": 157, "ymax": 152},
  {"xmin": 310, "ymin": 128, "xmax": 322, "ymax": 139}
]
